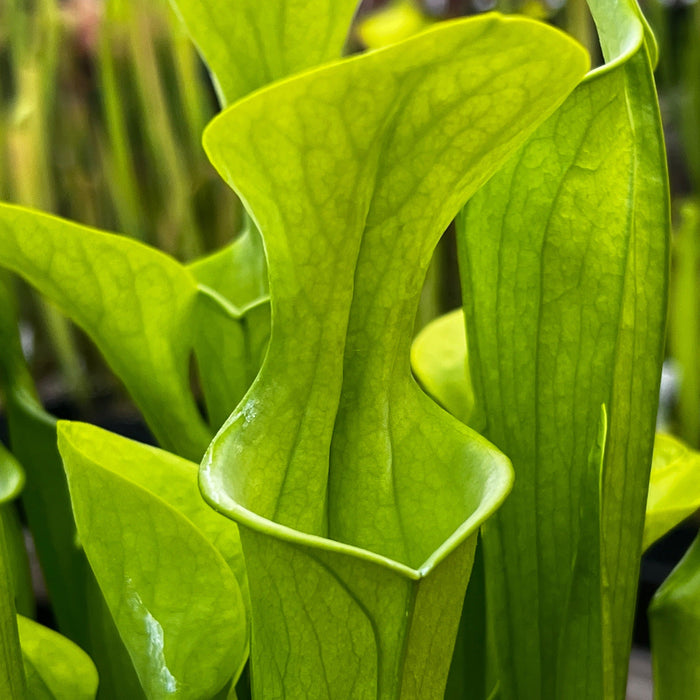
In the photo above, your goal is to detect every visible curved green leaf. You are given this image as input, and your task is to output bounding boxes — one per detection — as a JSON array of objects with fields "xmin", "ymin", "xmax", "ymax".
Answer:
[
  {"xmin": 0, "ymin": 210, "xmax": 209, "ymax": 460},
  {"xmin": 18, "ymin": 615, "xmax": 98, "ymax": 700},
  {"xmin": 168, "ymin": 0, "xmax": 360, "ymax": 106},
  {"xmin": 58, "ymin": 422, "xmax": 248, "ymax": 699},
  {"xmin": 649, "ymin": 532, "xmax": 700, "ymax": 700},
  {"xmin": 457, "ymin": 0, "xmax": 669, "ymax": 697},
  {"xmin": 0, "ymin": 210, "xmax": 269, "ymax": 459},
  {"xmin": 410, "ymin": 308, "xmax": 472, "ymax": 425},
  {"xmin": 189, "ymin": 227, "xmax": 271, "ymax": 429},
  {"xmin": 189, "ymin": 227, "xmax": 268, "ymax": 309},
  {"xmin": 202, "ymin": 15, "xmax": 586, "ymax": 697},
  {"xmin": 644, "ymin": 433, "xmax": 700, "ymax": 551},
  {"xmin": 59, "ymin": 421, "xmax": 249, "ymax": 610}
]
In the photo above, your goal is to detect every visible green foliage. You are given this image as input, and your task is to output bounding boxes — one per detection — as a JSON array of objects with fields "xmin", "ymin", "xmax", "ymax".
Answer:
[
  {"xmin": 411, "ymin": 309, "xmax": 472, "ymax": 425},
  {"xmin": 669, "ymin": 201, "xmax": 700, "ymax": 445},
  {"xmin": 0, "ymin": 514, "xmax": 25, "ymax": 700},
  {"xmin": 169, "ymin": 0, "xmax": 360, "ymax": 106},
  {"xmin": 200, "ymin": 14, "xmax": 586, "ymax": 696},
  {"xmin": 455, "ymin": 0, "xmax": 668, "ymax": 696},
  {"xmin": 0, "ymin": 211, "xmax": 210, "ymax": 459},
  {"xmin": 646, "ymin": 435, "xmax": 700, "ymax": 700},
  {"xmin": 645, "ymin": 434, "xmax": 700, "ymax": 551},
  {"xmin": 0, "ymin": 0, "xmax": 676, "ymax": 698},
  {"xmin": 649, "ymin": 533, "xmax": 700, "ymax": 700},
  {"xmin": 59, "ymin": 423, "xmax": 248, "ymax": 698},
  {"xmin": 18, "ymin": 616, "xmax": 98, "ymax": 700}
]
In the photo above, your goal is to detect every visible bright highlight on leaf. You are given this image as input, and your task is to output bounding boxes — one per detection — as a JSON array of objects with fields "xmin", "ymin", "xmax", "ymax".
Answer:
[
  {"xmin": 0, "ymin": 442, "xmax": 24, "ymax": 506},
  {"xmin": 645, "ymin": 433, "xmax": 700, "ymax": 551},
  {"xmin": 355, "ymin": 0, "xmax": 433, "ymax": 50}
]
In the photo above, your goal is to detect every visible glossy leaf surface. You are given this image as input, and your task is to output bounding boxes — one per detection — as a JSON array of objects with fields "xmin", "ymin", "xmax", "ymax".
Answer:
[
  {"xmin": 203, "ymin": 15, "xmax": 586, "ymax": 698},
  {"xmin": 645, "ymin": 433, "xmax": 700, "ymax": 550},
  {"xmin": 59, "ymin": 422, "xmax": 248, "ymax": 699},
  {"xmin": 457, "ymin": 0, "xmax": 668, "ymax": 697},
  {"xmin": 649, "ymin": 532, "xmax": 700, "ymax": 700},
  {"xmin": 168, "ymin": 0, "xmax": 360, "ymax": 106},
  {"xmin": 18, "ymin": 615, "xmax": 98, "ymax": 700}
]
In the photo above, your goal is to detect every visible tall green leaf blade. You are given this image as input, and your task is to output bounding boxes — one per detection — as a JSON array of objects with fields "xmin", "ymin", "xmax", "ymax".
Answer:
[
  {"xmin": 83, "ymin": 569, "xmax": 147, "ymax": 700},
  {"xmin": 554, "ymin": 406, "xmax": 608, "ymax": 698},
  {"xmin": 58, "ymin": 422, "xmax": 248, "ymax": 700},
  {"xmin": 649, "ymin": 532, "xmax": 700, "ymax": 700},
  {"xmin": 0, "ymin": 209, "xmax": 209, "ymax": 460},
  {"xmin": 457, "ymin": 0, "xmax": 669, "ymax": 696},
  {"xmin": 3, "ymin": 397, "xmax": 89, "ymax": 646},
  {"xmin": 18, "ymin": 615, "xmax": 98, "ymax": 700},
  {"xmin": 189, "ymin": 227, "xmax": 271, "ymax": 429},
  {"xmin": 0, "ymin": 512, "xmax": 26, "ymax": 700},
  {"xmin": 168, "ymin": 0, "xmax": 361, "ymax": 106},
  {"xmin": 0, "ymin": 439, "xmax": 32, "ymax": 617},
  {"xmin": 0, "ymin": 274, "xmax": 87, "ymax": 643},
  {"xmin": 203, "ymin": 15, "xmax": 587, "ymax": 697},
  {"xmin": 0, "ymin": 506, "xmax": 33, "ymax": 619}
]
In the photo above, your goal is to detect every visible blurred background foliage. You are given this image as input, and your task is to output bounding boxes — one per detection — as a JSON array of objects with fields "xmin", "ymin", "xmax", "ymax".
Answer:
[{"xmin": 0, "ymin": 0, "xmax": 697, "ymax": 441}]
